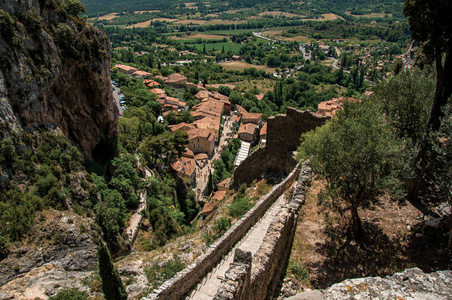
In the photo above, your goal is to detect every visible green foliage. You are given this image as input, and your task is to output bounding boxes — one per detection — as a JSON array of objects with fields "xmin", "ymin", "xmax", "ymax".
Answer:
[
  {"xmin": 228, "ymin": 195, "xmax": 253, "ymax": 218},
  {"xmin": 202, "ymin": 217, "xmax": 231, "ymax": 245},
  {"xmin": 403, "ymin": 0, "xmax": 452, "ymax": 58},
  {"xmin": 426, "ymin": 103, "xmax": 452, "ymax": 205},
  {"xmin": 144, "ymin": 255, "xmax": 186, "ymax": 289},
  {"xmin": 298, "ymin": 99, "xmax": 406, "ymax": 240},
  {"xmin": 97, "ymin": 241, "xmax": 127, "ymax": 300},
  {"xmin": 62, "ymin": 0, "xmax": 86, "ymax": 17},
  {"xmin": 144, "ymin": 171, "xmax": 198, "ymax": 245},
  {"xmin": 0, "ymin": 130, "xmax": 86, "ymax": 242},
  {"xmin": 288, "ymin": 261, "xmax": 309, "ymax": 281},
  {"xmin": 0, "ymin": 234, "xmax": 9, "ymax": 255},
  {"xmin": 49, "ymin": 288, "xmax": 88, "ymax": 300},
  {"xmin": 375, "ymin": 68, "xmax": 435, "ymax": 144},
  {"xmin": 218, "ymin": 85, "xmax": 232, "ymax": 97},
  {"xmin": 140, "ymin": 131, "xmax": 189, "ymax": 167}
]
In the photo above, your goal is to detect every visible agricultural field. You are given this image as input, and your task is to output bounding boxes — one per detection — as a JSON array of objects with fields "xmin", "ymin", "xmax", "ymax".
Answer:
[
  {"xmin": 203, "ymin": 19, "xmax": 248, "ymax": 26},
  {"xmin": 173, "ymin": 19, "xmax": 207, "ymax": 25},
  {"xmin": 125, "ymin": 18, "xmax": 178, "ymax": 28},
  {"xmin": 258, "ymin": 11, "xmax": 304, "ymax": 18},
  {"xmin": 219, "ymin": 61, "xmax": 276, "ymax": 73},
  {"xmin": 171, "ymin": 34, "xmax": 227, "ymax": 41},
  {"xmin": 304, "ymin": 13, "xmax": 344, "ymax": 21},
  {"xmin": 344, "ymin": 12, "xmax": 393, "ymax": 18},
  {"xmin": 97, "ymin": 12, "xmax": 118, "ymax": 20}
]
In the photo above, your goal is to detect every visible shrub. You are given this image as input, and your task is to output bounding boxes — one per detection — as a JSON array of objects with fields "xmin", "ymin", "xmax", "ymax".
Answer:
[
  {"xmin": 145, "ymin": 255, "xmax": 186, "ymax": 289},
  {"xmin": 288, "ymin": 261, "xmax": 309, "ymax": 281},
  {"xmin": 49, "ymin": 288, "xmax": 88, "ymax": 300},
  {"xmin": 228, "ymin": 196, "xmax": 253, "ymax": 218}
]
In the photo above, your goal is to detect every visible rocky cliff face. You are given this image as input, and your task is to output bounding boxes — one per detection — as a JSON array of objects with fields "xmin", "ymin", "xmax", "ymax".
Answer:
[{"xmin": 0, "ymin": 0, "xmax": 117, "ymax": 160}]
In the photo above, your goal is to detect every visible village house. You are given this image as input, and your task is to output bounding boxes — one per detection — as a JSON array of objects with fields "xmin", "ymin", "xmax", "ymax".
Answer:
[
  {"xmin": 201, "ymin": 190, "xmax": 227, "ymax": 217},
  {"xmin": 194, "ymin": 90, "xmax": 211, "ymax": 101},
  {"xmin": 170, "ymin": 155, "xmax": 196, "ymax": 185},
  {"xmin": 235, "ymin": 105, "xmax": 248, "ymax": 117},
  {"xmin": 150, "ymin": 88, "xmax": 166, "ymax": 99},
  {"xmin": 217, "ymin": 178, "xmax": 231, "ymax": 192},
  {"xmin": 193, "ymin": 115, "xmax": 221, "ymax": 142},
  {"xmin": 195, "ymin": 153, "xmax": 209, "ymax": 168},
  {"xmin": 168, "ymin": 122, "xmax": 197, "ymax": 133},
  {"xmin": 238, "ymin": 123, "xmax": 258, "ymax": 143},
  {"xmin": 242, "ymin": 112, "xmax": 262, "ymax": 125},
  {"xmin": 188, "ymin": 128, "xmax": 215, "ymax": 156},
  {"xmin": 231, "ymin": 55, "xmax": 244, "ymax": 61},
  {"xmin": 133, "ymin": 70, "xmax": 151, "ymax": 78},
  {"xmin": 316, "ymin": 97, "xmax": 357, "ymax": 117},
  {"xmin": 165, "ymin": 73, "xmax": 187, "ymax": 88},
  {"xmin": 259, "ymin": 122, "xmax": 267, "ymax": 141},
  {"xmin": 144, "ymin": 79, "xmax": 161, "ymax": 88},
  {"xmin": 115, "ymin": 64, "xmax": 138, "ymax": 75},
  {"xmin": 192, "ymin": 98, "xmax": 224, "ymax": 118},
  {"xmin": 166, "ymin": 97, "xmax": 188, "ymax": 110}
]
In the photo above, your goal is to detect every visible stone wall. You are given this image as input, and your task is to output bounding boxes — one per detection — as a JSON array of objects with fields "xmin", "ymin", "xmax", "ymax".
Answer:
[
  {"xmin": 213, "ymin": 249, "xmax": 252, "ymax": 300},
  {"xmin": 232, "ymin": 108, "xmax": 327, "ymax": 189},
  {"xmin": 214, "ymin": 163, "xmax": 312, "ymax": 300},
  {"xmin": 143, "ymin": 163, "xmax": 302, "ymax": 300}
]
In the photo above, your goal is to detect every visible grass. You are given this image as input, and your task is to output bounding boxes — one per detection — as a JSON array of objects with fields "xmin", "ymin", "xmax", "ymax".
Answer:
[
  {"xmin": 232, "ymin": 78, "xmax": 275, "ymax": 93},
  {"xmin": 219, "ymin": 61, "xmax": 276, "ymax": 73}
]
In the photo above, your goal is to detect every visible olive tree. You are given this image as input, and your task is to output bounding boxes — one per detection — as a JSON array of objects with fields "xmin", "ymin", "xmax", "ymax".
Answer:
[{"xmin": 298, "ymin": 100, "xmax": 405, "ymax": 241}]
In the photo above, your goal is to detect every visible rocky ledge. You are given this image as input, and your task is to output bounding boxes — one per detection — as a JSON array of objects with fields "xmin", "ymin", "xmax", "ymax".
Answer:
[{"xmin": 288, "ymin": 268, "xmax": 452, "ymax": 300}]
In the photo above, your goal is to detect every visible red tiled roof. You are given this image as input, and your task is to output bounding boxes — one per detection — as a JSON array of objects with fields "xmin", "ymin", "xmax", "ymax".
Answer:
[
  {"xmin": 188, "ymin": 128, "xmax": 213, "ymax": 140},
  {"xmin": 195, "ymin": 153, "xmax": 209, "ymax": 160},
  {"xmin": 238, "ymin": 123, "xmax": 257, "ymax": 135},
  {"xmin": 115, "ymin": 64, "xmax": 137, "ymax": 72},
  {"xmin": 236, "ymin": 105, "xmax": 248, "ymax": 115},
  {"xmin": 171, "ymin": 157, "xmax": 195, "ymax": 178},
  {"xmin": 218, "ymin": 178, "xmax": 231, "ymax": 189},
  {"xmin": 133, "ymin": 70, "xmax": 151, "ymax": 76},
  {"xmin": 260, "ymin": 122, "xmax": 267, "ymax": 137},
  {"xmin": 212, "ymin": 191, "xmax": 226, "ymax": 201},
  {"xmin": 242, "ymin": 112, "xmax": 262, "ymax": 121}
]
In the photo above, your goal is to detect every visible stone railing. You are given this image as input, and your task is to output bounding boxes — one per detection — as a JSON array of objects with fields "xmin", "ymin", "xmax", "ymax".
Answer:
[
  {"xmin": 214, "ymin": 162, "xmax": 312, "ymax": 300},
  {"xmin": 143, "ymin": 163, "xmax": 302, "ymax": 300}
]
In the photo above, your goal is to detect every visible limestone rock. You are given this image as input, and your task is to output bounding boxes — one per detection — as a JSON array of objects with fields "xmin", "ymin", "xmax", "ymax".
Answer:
[
  {"xmin": 286, "ymin": 290, "xmax": 324, "ymax": 300},
  {"xmin": 322, "ymin": 268, "xmax": 452, "ymax": 300},
  {"xmin": 0, "ymin": 0, "xmax": 118, "ymax": 161}
]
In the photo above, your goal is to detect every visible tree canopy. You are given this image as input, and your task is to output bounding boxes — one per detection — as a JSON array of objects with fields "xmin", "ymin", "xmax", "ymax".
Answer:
[{"xmin": 298, "ymin": 100, "xmax": 405, "ymax": 240}]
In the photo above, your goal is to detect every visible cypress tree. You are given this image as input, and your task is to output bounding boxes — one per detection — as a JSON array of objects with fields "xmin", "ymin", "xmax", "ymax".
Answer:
[{"xmin": 97, "ymin": 241, "xmax": 127, "ymax": 300}]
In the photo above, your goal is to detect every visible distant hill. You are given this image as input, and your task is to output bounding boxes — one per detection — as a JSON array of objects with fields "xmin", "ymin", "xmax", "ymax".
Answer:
[
  {"xmin": 81, "ymin": 0, "xmax": 404, "ymax": 16},
  {"xmin": 80, "ymin": 0, "xmax": 179, "ymax": 16}
]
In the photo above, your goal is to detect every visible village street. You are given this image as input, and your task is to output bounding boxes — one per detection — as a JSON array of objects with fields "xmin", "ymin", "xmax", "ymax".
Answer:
[{"xmin": 195, "ymin": 116, "xmax": 235, "ymax": 200}]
